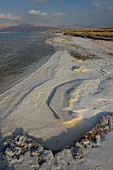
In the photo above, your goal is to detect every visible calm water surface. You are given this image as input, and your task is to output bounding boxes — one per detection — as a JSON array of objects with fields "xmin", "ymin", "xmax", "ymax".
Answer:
[{"xmin": 0, "ymin": 32, "xmax": 54, "ymax": 93}]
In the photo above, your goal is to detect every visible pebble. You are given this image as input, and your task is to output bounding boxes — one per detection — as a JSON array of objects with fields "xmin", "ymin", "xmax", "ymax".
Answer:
[
  {"xmin": 80, "ymin": 138, "xmax": 90, "ymax": 146},
  {"xmin": 95, "ymin": 134, "xmax": 101, "ymax": 146},
  {"xmin": 108, "ymin": 115, "xmax": 112, "ymax": 131}
]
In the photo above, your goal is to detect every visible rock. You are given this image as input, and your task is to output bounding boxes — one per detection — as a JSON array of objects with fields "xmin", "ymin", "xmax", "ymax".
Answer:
[
  {"xmin": 27, "ymin": 142, "xmax": 36, "ymax": 150},
  {"xmin": 16, "ymin": 136, "xmax": 27, "ymax": 147},
  {"xmin": 99, "ymin": 116, "xmax": 108, "ymax": 127},
  {"xmin": 23, "ymin": 152, "xmax": 39, "ymax": 167},
  {"xmin": 15, "ymin": 135, "xmax": 21, "ymax": 142},
  {"xmin": 30, "ymin": 150, "xmax": 40, "ymax": 157},
  {"xmin": 38, "ymin": 150, "xmax": 54, "ymax": 165},
  {"xmin": 75, "ymin": 157, "xmax": 85, "ymax": 164},
  {"xmin": 75, "ymin": 151, "xmax": 83, "ymax": 159},
  {"xmin": 23, "ymin": 143, "xmax": 29, "ymax": 150},
  {"xmin": 75, "ymin": 142, "xmax": 83, "ymax": 148},
  {"xmin": 108, "ymin": 115, "xmax": 112, "ymax": 131},
  {"xmin": 101, "ymin": 116, "xmax": 109, "ymax": 125},
  {"xmin": 14, "ymin": 147, "xmax": 24, "ymax": 156},
  {"xmin": 95, "ymin": 134, "xmax": 101, "ymax": 146},
  {"xmin": 92, "ymin": 142, "xmax": 98, "ymax": 147},
  {"xmin": 36, "ymin": 143, "xmax": 44, "ymax": 153},
  {"xmin": 31, "ymin": 164, "xmax": 39, "ymax": 170},
  {"xmin": 70, "ymin": 146, "xmax": 78, "ymax": 157},
  {"xmin": 104, "ymin": 126, "xmax": 109, "ymax": 134},
  {"xmin": 38, "ymin": 160, "xmax": 59, "ymax": 170},
  {"xmin": 55, "ymin": 149, "xmax": 76, "ymax": 169},
  {"xmin": 80, "ymin": 139, "xmax": 90, "ymax": 146},
  {"xmin": 5, "ymin": 148, "xmax": 15, "ymax": 158},
  {"xmin": 86, "ymin": 131, "xmax": 95, "ymax": 142},
  {"xmin": 9, "ymin": 156, "xmax": 24, "ymax": 165},
  {"xmin": 95, "ymin": 124, "xmax": 101, "ymax": 134},
  {"xmin": 97, "ymin": 127, "xmax": 105, "ymax": 140}
]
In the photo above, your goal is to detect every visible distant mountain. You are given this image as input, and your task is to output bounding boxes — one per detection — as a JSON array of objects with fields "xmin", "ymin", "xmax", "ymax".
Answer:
[
  {"xmin": 0, "ymin": 23, "xmax": 56, "ymax": 32},
  {"xmin": 59, "ymin": 23, "xmax": 113, "ymax": 30},
  {"xmin": 91, "ymin": 22, "xmax": 113, "ymax": 29},
  {"xmin": 0, "ymin": 22, "xmax": 112, "ymax": 32},
  {"xmin": 59, "ymin": 24, "xmax": 89, "ymax": 30}
]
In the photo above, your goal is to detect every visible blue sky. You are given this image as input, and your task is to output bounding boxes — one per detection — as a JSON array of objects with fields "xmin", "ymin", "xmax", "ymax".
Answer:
[{"xmin": 0, "ymin": 0, "xmax": 113, "ymax": 26}]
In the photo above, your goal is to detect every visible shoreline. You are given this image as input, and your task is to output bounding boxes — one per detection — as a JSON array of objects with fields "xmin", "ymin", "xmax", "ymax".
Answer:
[
  {"xmin": 1, "ymin": 33, "xmax": 113, "ymax": 169},
  {"xmin": 0, "ymin": 32, "xmax": 56, "ymax": 95},
  {"xmin": 0, "ymin": 53, "xmax": 53, "ymax": 95}
]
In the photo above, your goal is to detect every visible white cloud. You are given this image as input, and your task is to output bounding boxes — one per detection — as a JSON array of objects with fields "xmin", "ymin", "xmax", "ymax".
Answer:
[
  {"xmin": 28, "ymin": 9, "xmax": 66, "ymax": 19},
  {"xmin": 53, "ymin": 12, "xmax": 65, "ymax": 17},
  {"xmin": 93, "ymin": 2, "xmax": 100, "ymax": 7},
  {"xmin": 104, "ymin": 1, "xmax": 109, "ymax": 4},
  {"xmin": 28, "ymin": 10, "xmax": 48, "ymax": 16},
  {"xmin": 0, "ymin": 13, "xmax": 21, "ymax": 21},
  {"xmin": 108, "ymin": 6, "xmax": 113, "ymax": 10}
]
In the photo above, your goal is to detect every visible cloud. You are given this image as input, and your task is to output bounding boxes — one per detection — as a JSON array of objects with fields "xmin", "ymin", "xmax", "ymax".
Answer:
[
  {"xmin": 92, "ymin": 0, "xmax": 100, "ymax": 7},
  {"xmin": 28, "ymin": 9, "xmax": 66, "ymax": 19},
  {"xmin": 0, "ymin": 13, "xmax": 21, "ymax": 21},
  {"xmin": 28, "ymin": 9, "xmax": 48, "ymax": 16},
  {"xmin": 104, "ymin": 1, "xmax": 109, "ymax": 4},
  {"xmin": 53, "ymin": 12, "xmax": 65, "ymax": 17},
  {"xmin": 108, "ymin": 6, "xmax": 113, "ymax": 10},
  {"xmin": 92, "ymin": 0, "xmax": 112, "ymax": 7}
]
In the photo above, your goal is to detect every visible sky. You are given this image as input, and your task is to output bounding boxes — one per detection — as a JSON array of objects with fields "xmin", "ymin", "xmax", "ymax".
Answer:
[{"xmin": 0, "ymin": 0, "xmax": 113, "ymax": 26}]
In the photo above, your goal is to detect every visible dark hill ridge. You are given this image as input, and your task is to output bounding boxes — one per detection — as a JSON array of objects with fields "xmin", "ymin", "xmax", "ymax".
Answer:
[
  {"xmin": 0, "ymin": 23, "xmax": 56, "ymax": 32},
  {"xmin": 0, "ymin": 22, "xmax": 113, "ymax": 32}
]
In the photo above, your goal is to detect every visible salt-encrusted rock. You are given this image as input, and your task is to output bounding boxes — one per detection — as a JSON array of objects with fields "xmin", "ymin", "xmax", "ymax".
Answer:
[
  {"xmin": 15, "ymin": 135, "xmax": 27, "ymax": 147},
  {"xmin": 31, "ymin": 164, "xmax": 39, "ymax": 170},
  {"xmin": 95, "ymin": 134, "xmax": 101, "ymax": 146},
  {"xmin": 75, "ymin": 157, "xmax": 85, "ymax": 164},
  {"xmin": 30, "ymin": 150, "xmax": 40, "ymax": 157},
  {"xmin": 14, "ymin": 147, "xmax": 24, "ymax": 156},
  {"xmin": 70, "ymin": 146, "xmax": 78, "ymax": 157},
  {"xmin": 38, "ymin": 159, "xmax": 59, "ymax": 170},
  {"xmin": 86, "ymin": 143, "xmax": 92, "ymax": 149},
  {"xmin": 36, "ymin": 143, "xmax": 44, "ymax": 153},
  {"xmin": 101, "ymin": 116, "xmax": 109, "ymax": 125},
  {"xmin": 92, "ymin": 142, "xmax": 97, "ymax": 147},
  {"xmin": 85, "ymin": 131, "xmax": 95, "ymax": 142},
  {"xmin": 55, "ymin": 149, "xmax": 76, "ymax": 169},
  {"xmin": 104, "ymin": 126, "xmax": 109, "ymax": 134},
  {"xmin": 75, "ymin": 142, "xmax": 83, "ymax": 148},
  {"xmin": 95, "ymin": 123, "xmax": 101, "ymax": 132},
  {"xmin": 80, "ymin": 138, "xmax": 90, "ymax": 146},
  {"xmin": 3, "ymin": 139, "xmax": 12, "ymax": 147},
  {"xmin": 75, "ymin": 151, "xmax": 83, "ymax": 159},
  {"xmin": 97, "ymin": 127, "xmax": 105, "ymax": 140},
  {"xmin": 99, "ymin": 118, "xmax": 106, "ymax": 127},
  {"xmin": 5, "ymin": 148, "xmax": 15, "ymax": 158},
  {"xmin": 27, "ymin": 142, "xmax": 36, "ymax": 150},
  {"xmin": 38, "ymin": 150, "xmax": 54, "ymax": 165},
  {"xmin": 108, "ymin": 115, "xmax": 112, "ymax": 131}
]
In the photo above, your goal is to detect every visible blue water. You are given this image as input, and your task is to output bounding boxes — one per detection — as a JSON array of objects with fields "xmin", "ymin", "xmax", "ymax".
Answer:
[{"xmin": 0, "ymin": 32, "xmax": 54, "ymax": 92}]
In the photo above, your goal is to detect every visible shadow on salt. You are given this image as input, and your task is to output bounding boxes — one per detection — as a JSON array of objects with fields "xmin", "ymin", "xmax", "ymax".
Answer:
[
  {"xmin": 2, "ymin": 111, "xmax": 113, "ymax": 153},
  {"xmin": 29, "ymin": 111, "xmax": 113, "ymax": 152}
]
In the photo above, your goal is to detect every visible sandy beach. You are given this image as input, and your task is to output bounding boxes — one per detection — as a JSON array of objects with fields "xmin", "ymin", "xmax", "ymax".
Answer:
[{"xmin": 1, "ymin": 33, "xmax": 113, "ymax": 169}]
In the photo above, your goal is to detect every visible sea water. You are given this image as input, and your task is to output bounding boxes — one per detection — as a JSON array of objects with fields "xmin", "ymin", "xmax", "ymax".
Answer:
[{"xmin": 0, "ymin": 32, "xmax": 54, "ymax": 93}]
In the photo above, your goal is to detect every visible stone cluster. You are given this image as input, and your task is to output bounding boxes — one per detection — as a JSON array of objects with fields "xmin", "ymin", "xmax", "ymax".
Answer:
[
  {"xmin": 72, "ymin": 115, "xmax": 113, "ymax": 163},
  {"xmin": 1, "ymin": 115, "xmax": 113, "ymax": 169},
  {"xmin": 1, "ymin": 132, "xmax": 76, "ymax": 169}
]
